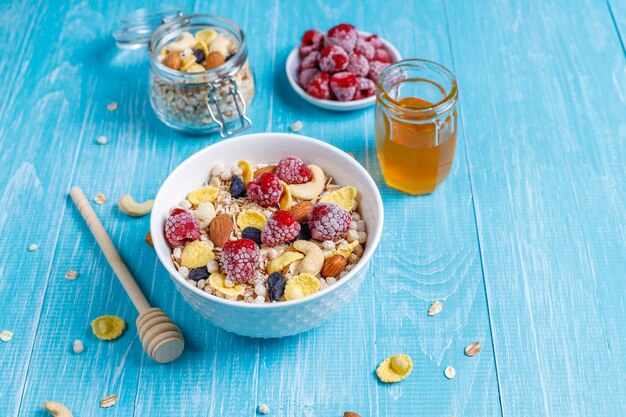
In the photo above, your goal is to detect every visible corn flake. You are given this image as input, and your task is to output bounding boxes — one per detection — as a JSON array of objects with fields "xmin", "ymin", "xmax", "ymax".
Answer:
[
  {"xmin": 267, "ymin": 251, "xmax": 304, "ymax": 274},
  {"xmin": 279, "ymin": 180, "xmax": 293, "ymax": 209},
  {"xmin": 237, "ymin": 160, "xmax": 254, "ymax": 184},
  {"xmin": 180, "ymin": 241, "xmax": 215, "ymax": 268},
  {"xmin": 195, "ymin": 40, "xmax": 209, "ymax": 56},
  {"xmin": 195, "ymin": 29, "xmax": 217, "ymax": 45},
  {"xmin": 91, "ymin": 315, "xmax": 126, "ymax": 341},
  {"xmin": 319, "ymin": 186, "xmax": 357, "ymax": 211},
  {"xmin": 209, "ymin": 273, "xmax": 245, "ymax": 297},
  {"xmin": 284, "ymin": 273, "xmax": 320, "ymax": 301},
  {"xmin": 236, "ymin": 210, "xmax": 267, "ymax": 230},
  {"xmin": 376, "ymin": 354, "xmax": 413, "ymax": 383},
  {"xmin": 187, "ymin": 186, "xmax": 219, "ymax": 206},
  {"xmin": 180, "ymin": 55, "xmax": 197, "ymax": 71}
]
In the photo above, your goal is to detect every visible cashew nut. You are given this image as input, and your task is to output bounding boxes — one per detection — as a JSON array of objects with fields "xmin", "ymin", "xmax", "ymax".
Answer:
[
  {"xmin": 209, "ymin": 34, "xmax": 236, "ymax": 57},
  {"xmin": 117, "ymin": 195, "xmax": 154, "ymax": 217},
  {"xmin": 167, "ymin": 31, "xmax": 196, "ymax": 52},
  {"xmin": 193, "ymin": 201, "xmax": 216, "ymax": 228},
  {"xmin": 293, "ymin": 240, "xmax": 324, "ymax": 276},
  {"xmin": 43, "ymin": 401, "xmax": 74, "ymax": 417},
  {"xmin": 288, "ymin": 165, "xmax": 326, "ymax": 200}
]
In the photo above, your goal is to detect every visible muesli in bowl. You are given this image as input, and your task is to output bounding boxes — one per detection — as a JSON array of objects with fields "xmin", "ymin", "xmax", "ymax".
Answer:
[{"xmin": 163, "ymin": 156, "xmax": 367, "ymax": 303}]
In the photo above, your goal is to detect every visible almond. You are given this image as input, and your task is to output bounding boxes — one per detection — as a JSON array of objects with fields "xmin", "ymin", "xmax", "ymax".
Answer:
[
  {"xmin": 204, "ymin": 51, "xmax": 225, "ymax": 70},
  {"xmin": 344, "ymin": 413, "xmax": 361, "ymax": 417},
  {"xmin": 290, "ymin": 201, "xmax": 314, "ymax": 223},
  {"xmin": 163, "ymin": 51, "xmax": 182, "ymax": 70},
  {"xmin": 253, "ymin": 165, "xmax": 277, "ymax": 178},
  {"xmin": 209, "ymin": 214, "xmax": 232, "ymax": 247},
  {"xmin": 145, "ymin": 231, "xmax": 153, "ymax": 248},
  {"xmin": 321, "ymin": 255, "xmax": 347, "ymax": 278}
]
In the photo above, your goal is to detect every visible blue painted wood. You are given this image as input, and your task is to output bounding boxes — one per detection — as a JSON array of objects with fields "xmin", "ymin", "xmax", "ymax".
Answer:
[{"xmin": 1, "ymin": 0, "xmax": 625, "ymax": 416}]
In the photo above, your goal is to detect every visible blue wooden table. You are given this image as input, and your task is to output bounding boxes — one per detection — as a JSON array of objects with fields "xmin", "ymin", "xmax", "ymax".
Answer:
[{"xmin": 2, "ymin": 0, "xmax": 626, "ymax": 416}]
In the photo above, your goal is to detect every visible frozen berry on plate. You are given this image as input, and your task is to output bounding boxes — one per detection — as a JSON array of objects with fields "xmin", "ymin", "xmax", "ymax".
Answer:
[
  {"xmin": 229, "ymin": 175, "xmax": 246, "ymax": 198},
  {"xmin": 324, "ymin": 23, "xmax": 358, "ymax": 54},
  {"xmin": 306, "ymin": 71, "xmax": 333, "ymax": 99},
  {"xmin": 354, "ymin": 37, "xmax": 375, "ymax": 61},
  {"xmin": 298, "ymin": 68, "xmax": 320, "ymax": 90},
  {"xmin": 276, "ymin": 155, "xmax": 312, "ymax": 184},
  {"xmin": 165, "ymin": 208, "xmax": 201, "ymax": 246},
  {"xmin": 373, "ymin": 48, "xmax": 391, "ymax": 63},
  {"xmin": 318, "ymin": 45, "xmax": 349, "ymax": 73},
  {"xmin": 368, "ymin": 60, "xmax": 389, "ymax": 82},
  {"xmin": 267, "ymin": 272, "xmax": 286, "ymax": 301},
  {"xmin": 298, "ymin": 51, "xmax": 320, "ymax": 72},
  {"xmin": 308, "ymin": 203, "xmax": 351, "ymax": 241},
  {"xmin": 222, "ymin": 239, "xmax": 260, "ymax": 283},
  {"xmin": 247, "ymin": 173, "xmax": 283, "ymax": 207},
  {"xmin": 365, "ymin": 34, "xmax": 384, "ymax": 49},
  {"xmin": 242, "ymin": 226, "xmax": 262, "ymax": 245},
  {"xmin": 357, "ymin": 76, "xmax": 376, "ymax": 98},
  {"xmin": 261, "ymin": 210, "xmax": 301, "ymax": 247},
  {"xmin": 299, "ymin": 29, "xmax": 324, "ymax": 57},
  {"xmin": 330, "ymin": 71, "xmax": 357, "ymax": 101},
  {"xmin": 346, "ymin": 52, "xmax": 370, "ymax": 77}
]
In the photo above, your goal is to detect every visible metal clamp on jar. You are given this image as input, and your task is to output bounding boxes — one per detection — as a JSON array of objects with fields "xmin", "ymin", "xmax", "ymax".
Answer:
[{"xmin": 114, "ymin": 7, "xmax": 254, "ymax": 137}]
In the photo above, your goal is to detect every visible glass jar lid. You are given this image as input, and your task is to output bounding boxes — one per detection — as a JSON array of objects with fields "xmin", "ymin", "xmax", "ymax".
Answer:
[{"xmin": 113, "ymin": 5, "xmax": 183, "ymax": 49}]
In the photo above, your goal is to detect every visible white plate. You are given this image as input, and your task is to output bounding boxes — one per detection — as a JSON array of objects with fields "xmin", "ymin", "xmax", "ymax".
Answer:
[{"xmin": 285, "ymin": 31, "xmax": 402, "ymax": 111}]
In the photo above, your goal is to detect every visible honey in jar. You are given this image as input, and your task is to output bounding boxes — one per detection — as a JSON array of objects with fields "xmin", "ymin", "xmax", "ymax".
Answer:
[{"xmin": 375, "ymin": 60, "xmax": 458, "ymax": 195}]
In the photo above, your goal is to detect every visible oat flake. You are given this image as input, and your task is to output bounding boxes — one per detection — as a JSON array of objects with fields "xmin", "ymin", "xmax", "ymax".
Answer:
[
  {"xmin": 427, "ymin": 300, "xmax": 443, "ymax": 316},
  {"xmin": 290, "ymin": 120, "xmax": 303, "ymax": 132},
  {"xmin": 65, "ymin": 270, "xmax": 79, "ymax": 280},
  {"xmin": 258, "ymin": 404, "xmax": 270, "ymax": 414},
  {"xmin": 93, "ymin": 193, "xmax": 107, "ymax": 204},
  {"xmin": 107, "ymin": 102, "xmax": 118, "ymax": 111},
  {"xmin": 444, "ymin": 365, "xmax": 456, "ymax": 379},
  {"xmin": 464, "ymin": 341, "xmax": 482, "ymax": 357},
  {"xmin": 73, "ymin": 339, "xmax": 84, "ymax": 354},
  {"xmin": 96, "ymin": 136, "xmax": 108, "ymax": 145},
  {"xmin": 100, "ymin": 394, "xmax": 118, "ymax": 408},
  {"xmin": 28, "ymin": 243, "xmax": 39, "ymax": 251},
  {"xmin": 0, "ymin": 330, "xmax": 13, "ymax": 342}
]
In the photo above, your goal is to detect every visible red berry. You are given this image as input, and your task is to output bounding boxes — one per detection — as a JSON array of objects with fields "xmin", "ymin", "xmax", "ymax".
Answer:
[
  {"xmin": 306, "ymin": 71, "xmax": 332, "ymax": 99},
  {"xmin": 164, "ymin": 208, "xmax": 201, "ymax": 246},
  {"xmin": 373, "ymin": 48, "xmax": 391, "ymax": 63},
  {"xmin": 261, "ymin": 210, "xmax": 301, "ymax": 247},
  {"xmin": 298, "ymin": 68, "xmax": 320, "ymax": 90},
  {"xmin": 318, "ymin": 45, "xmax": 349, "ymax": 73},
  {"xmin": 222, "ymin": 239, "xmax": 260, "ymax": 283},
  {"xmin": 298, "ymin": 51, "xmax": 320, "ymax": 72},
  {"xmin": 308, "ymin": 203, "xmax": 351, "ymax": 241},
  {"xmin": 355, "ymin": 37, "xmax": 375, "ymax": 60},
  {"xmin": 356, "ymin": 77, "xmax": 376, "ymax": 98},
  {"xmin": 247, "ymin": 173, "xmax": 283, "ymax": 207},
  {"xmin": 325, "ymin": 24, "xmax": 358, "ymax": 54},
  {"xmin": 330, "ymin": 71, "xmax": 357, "ymax": 101},
  {"xmin": 365, "ymin": 34, "xmax": 384, "ymax": 49},
  {"xmin": 368, "ymin": 60, "xmax": 389, "ymax": 82},
  {"xmin": 346, "ymin": 52, "xmax": 370, "ymax": 77},
  {"xmin": 276, "ymin": 155, "xmax": 312, "ymax": 184},
  {"xmin": 300, "ymin": 29, "xmax": 324, "ymax": 57}
]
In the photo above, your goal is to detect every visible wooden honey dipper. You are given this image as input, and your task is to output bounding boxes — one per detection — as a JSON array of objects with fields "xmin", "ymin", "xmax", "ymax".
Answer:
[{"xmin": 70, "ymin": 186, "xmax": 184, "ymax": 364}]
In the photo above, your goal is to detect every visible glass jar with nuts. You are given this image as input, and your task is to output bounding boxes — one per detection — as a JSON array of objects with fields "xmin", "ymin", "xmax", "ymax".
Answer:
[{"xmin": 114, "ymin": 9, "xmax": 255, "ymax": 137}]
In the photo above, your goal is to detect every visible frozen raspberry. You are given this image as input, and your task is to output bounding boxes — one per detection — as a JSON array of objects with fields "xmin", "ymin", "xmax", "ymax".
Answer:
[
  {"xmin": 330, "ymin": 71, "xmax": 357, "ymax": 101},
  {"xmin": 365, "ymin": 34, "xmax": 384, "ymax": 49},
  {"xmin": 324, "ymin": 24, "xmax": 358, "ymax": 54},
  {"xmin": 299, "ymin": 29, "xmax": 324, "ymax": 57},
  {"xmin": 356, "ymin": 77, "xmax": 376, "ymax": 98},
  {"xmin": 346, "ymin": 52, "xmax": 370, "ymax": 77},
  {"xmin": 247, "ymin": 173, "xmax": 283, "ymax": 207},
  {"xmin": 298, "ymin": 51, "xmax": 320, "ymax": 72},
  {"xmin": 222, "ymin": 239, "xmax": 260, "ymax": 283},
  {"xmin": 354, "ymin": 37, "xmax": 375, "ymax": 60},
  {"xmin": 318, "ymin": 45, "xmax": 349, "ymax": 73},
  {"xmin": 298, "ymin": 68, "xmax": 320, "ymax": 90},
  {"xmin": 308, "ymin": 203, "xmax": 351, "ymax": 241},
  {"xmin": 164, "ymin": 208, "xmax": 201, "ymax": 247},
  {"xmin": 368, "ymin": 60, "xmax": 389, "ymax": 82},
  {"xmin": 261, "ymin": 210, "xmax": 301, "ymax": 247},
  {"xmin": 276, "ymin": 156, "xmax": 312, "ymax": 184},
  {"xmin": 306, "ymin": 71, "xmax": 333, "ymax": 100},
  {"xmin": 373, "ymin": 48, "xmax": 391, "ymax": 63}
]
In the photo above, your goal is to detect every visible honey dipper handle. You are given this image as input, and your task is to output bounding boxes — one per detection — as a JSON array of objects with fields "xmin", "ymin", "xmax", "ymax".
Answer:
[{"xmin": 69, "ymin": 186, "xmax": 151, "ymax": 313}]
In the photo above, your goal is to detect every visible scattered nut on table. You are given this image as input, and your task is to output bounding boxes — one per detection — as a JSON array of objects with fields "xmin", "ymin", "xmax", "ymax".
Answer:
[
  {"xmin": 117, "ymin": 195, "xmax": 154, "ymax": 217},
  {"xmin": 43, "ymin": 401, "xmax": 74, "ymax": 417}
]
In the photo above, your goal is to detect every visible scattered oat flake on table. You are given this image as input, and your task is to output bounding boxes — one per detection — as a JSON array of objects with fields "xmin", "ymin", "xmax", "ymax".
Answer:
[
  {"xmin": 428, "ymin": 300, "xmax": 443, "ymax": 316},
  {"xmin": 107, "ymin": 102, "xmax": 118, "ymax": 111},
  {"xmin": 28, "ymin": 243, "xmax": 39, "ymax": 251},
  {"xmin": 65, "ymin": 270, "xmax": 79, "ymax": 280},
  {"xmin": 100, "ymin": 394, "xmax": 118, "ymax": 408},
  {"xmin": 0, "ymin": 330, "xmax": 13, "ymax": 342},
  {"xmin": 72, "ymin": 339, "xmax": 84, "ymax": 354},
  {"xmin": 93, "ymin": 193, "xmax": 107, "ymax": 204},
  {"xmin": 258, "ymin": 403, "xmax": 270, "ymax": 414},
  {"xmin": 290, "ymin": 120, "xmax": 303, "ymax": 132},
  {"xmin": 465, "ymin": 341, "xmax": 482, "ymax": 357},
  {"xmin": 444, "ymin": 365, "xmax": 456, "ymax": 379},
  {"xmin": 96, "ymin": 135, "xmax": 108, "ymax": 145}
]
